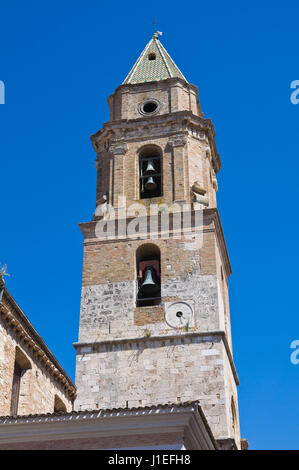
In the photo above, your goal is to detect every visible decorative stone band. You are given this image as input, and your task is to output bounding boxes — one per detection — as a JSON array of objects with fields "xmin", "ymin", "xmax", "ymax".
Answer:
[
  {"xmin": 82, "ymin": 210, "xmax": 206, "ymax": 244},
  {"xmin": 167, "ymin": 134, "xmax": 187, "ymax": 148},
  {"xmin": 109, "ymin": 141, "xmax": 128, "ymax": 156},
  {"xmin": 0, "ymin": 298, "xmax": 76, "ymax": 399},
  {"xmin": 73, "ymin": 330, "xmax": 239, "ymax": 386},
  {"xmin": 91, "ymin": 110, "xmax": 221, "ymax": 173},
  {"xmin": 80, "ymin": 208, "xmax": 232, "ymax": 280}
]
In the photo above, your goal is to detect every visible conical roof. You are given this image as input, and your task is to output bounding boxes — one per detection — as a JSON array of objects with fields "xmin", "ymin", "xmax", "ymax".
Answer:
[{"xmin": 123, "ymin": 32, "xmax": 187, "ymax": 85}]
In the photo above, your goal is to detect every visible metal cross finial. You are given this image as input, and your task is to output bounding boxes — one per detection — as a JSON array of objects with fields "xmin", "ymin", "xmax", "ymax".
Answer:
[
  {"xmin": 153, "ymin": 18, "xmax": 163, "ymax": 38},
  {"xmin": 152, "ymin": 19, "xmax": 162, "ymax": 39}
]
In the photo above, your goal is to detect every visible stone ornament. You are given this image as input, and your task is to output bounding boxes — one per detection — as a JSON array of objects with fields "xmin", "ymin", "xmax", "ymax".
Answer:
[
  {"xmin": 212, "ymin": 175, "xmax": 218, "ymax": 191},
  {"xmin": 191, "ymin": 182, "xmax": 206, "ymax": 195},
  {"xmin": 95, "ymin": 193, "xmax": 109, "ymax": 219},
  {"xmin": 190, "ymin": 127, "xmax": 206, "ymax": 140},
  {"xmin": 191, "ymin": 181, "xmax": 209, "ymax": 206}
]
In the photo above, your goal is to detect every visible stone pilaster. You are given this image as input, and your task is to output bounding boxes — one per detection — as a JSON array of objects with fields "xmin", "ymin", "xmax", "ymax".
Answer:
[
  {"xmin": 168, "ymin": 135, "xmax": 187, "ymax": 203},
  {"xmin": 109, "ymin": 141, "xmax": 128, "ymax": 208}
]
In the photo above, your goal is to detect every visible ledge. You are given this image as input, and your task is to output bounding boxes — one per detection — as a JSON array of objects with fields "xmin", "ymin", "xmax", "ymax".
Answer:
[
  {"xmin": 91, "ymin": 109, "xmax": 220, "ymax": 173},
  {"xmin": 79, "ymin": 208, "xmax": 232, "ymax": 279}
]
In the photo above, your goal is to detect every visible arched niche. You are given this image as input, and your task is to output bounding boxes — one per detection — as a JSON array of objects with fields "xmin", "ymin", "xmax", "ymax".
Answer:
[{"xmin": 136, "ymin": 243, "xmax": 161, "ymax": 307}]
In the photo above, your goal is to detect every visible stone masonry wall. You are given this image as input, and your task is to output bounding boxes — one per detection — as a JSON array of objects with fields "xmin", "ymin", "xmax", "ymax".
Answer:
[
  {"xmin": 75, "ymin": 335, "xmax": 230, "ymax": 439},
  {"xmin": 0, "ymin": 314, "xmax": 73, "ymax": 416},
  {"xmin": 108, "ymin": 79, "xmax": 202, "ymax": 122},
  {"xmin": 96, "ymin": 134, "xmax": 215, "ymax": 214},
  {"xmin": 75, "ymin": 230, "xmax": 240, "ymax": 443},
  {"xmin": 222, "ymin": 341, "xmax": 241, "ymax": 447},
  {"xmin": 78, "ymin": 234, "xmax": 222, "ymax": 343}
]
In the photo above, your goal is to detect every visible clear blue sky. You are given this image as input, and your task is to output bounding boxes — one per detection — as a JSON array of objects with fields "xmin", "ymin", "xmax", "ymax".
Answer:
[{"xmin": 1, "ymin": 0, "xmax": 298, "ymax": 450}]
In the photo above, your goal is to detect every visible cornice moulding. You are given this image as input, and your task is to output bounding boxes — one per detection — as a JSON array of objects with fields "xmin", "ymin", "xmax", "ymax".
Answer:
[
  {"xmin": 91, "ymin": 111, "xmax": 221, "ymax": 172},
  {"xmin": 0, "ymin": 291, "xmax": 76, "ymax": 398},
  {"xmin": 109, "ymin": 77, "xmax": 199, "ymax": 99},
  {"xmin": 73, "ymin": 329, "xmax": 239, "ymax": 386}
]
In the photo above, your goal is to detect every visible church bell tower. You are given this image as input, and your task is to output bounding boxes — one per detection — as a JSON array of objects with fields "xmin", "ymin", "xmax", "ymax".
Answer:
[{"xmin": 74, "ymin": 32, "xmax": 242, "ymax": 449}]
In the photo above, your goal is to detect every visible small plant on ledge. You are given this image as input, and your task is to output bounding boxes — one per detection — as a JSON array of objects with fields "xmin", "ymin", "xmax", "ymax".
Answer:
[{"xmin": 144, "ymin": 329, "xmax": 151, "ymax": 337}]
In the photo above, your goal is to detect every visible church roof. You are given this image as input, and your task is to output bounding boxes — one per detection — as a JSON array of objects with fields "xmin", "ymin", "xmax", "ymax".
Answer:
[
  {"xmin": 123, "ymin": 32, "xmax": 187, "ymax": 85},
  {"xmin": 0, "ymin": 401, "xmax": 218, "ymax": 450},
  {"xmin": 0, "ymin": 401, "xmax": 201, "ymax": 421}
]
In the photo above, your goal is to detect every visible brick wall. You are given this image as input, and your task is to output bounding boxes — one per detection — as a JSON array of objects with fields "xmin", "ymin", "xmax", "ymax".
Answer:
[
  {"xmin": 108, "ymin": 78, "xmax": 202, "ymax": 122},
  {"xmin": 75, "ymin": 336, "xmax": 230, "ymax": 439}
]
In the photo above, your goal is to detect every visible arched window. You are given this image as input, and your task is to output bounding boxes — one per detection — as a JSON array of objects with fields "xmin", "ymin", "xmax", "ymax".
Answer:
[
  {"xmin": 54, "ymin": 394, "xmax": 67, "ymax": 413},
  {"xmin": 139, "ymin": 146, "xmax": 162, "ymax": 199},
  {"xmin": 136, "ymin": 244, "xmax": 161, "ymax": 307},
  {"xmin": 10, "ymin": 347, "xmax": 31, "ymax": 416}
]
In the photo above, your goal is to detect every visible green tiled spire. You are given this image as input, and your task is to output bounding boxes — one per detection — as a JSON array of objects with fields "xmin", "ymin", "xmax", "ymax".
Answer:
[{"xmin": 123, "ymin": 32, "xmax": 187, "ymax": 85}]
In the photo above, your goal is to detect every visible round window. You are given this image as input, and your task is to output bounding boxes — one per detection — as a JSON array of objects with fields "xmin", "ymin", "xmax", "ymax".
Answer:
[
  {"xmin": 138, "ymin": 99, "xmax": 160, "ymax": 116},
  {"xmin": 143, "ymin": 101, "xmax": 158, "ymax": 114}
]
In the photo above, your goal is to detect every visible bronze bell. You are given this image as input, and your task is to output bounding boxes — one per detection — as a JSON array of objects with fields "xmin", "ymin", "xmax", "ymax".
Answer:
[
  {"xmin": 144, "ymin": 176, "xmax": 157, "ymax": 191},
  {"xmin": 139, "ymin": 266, "xmax": 160, "ymax": 295},
  {"xmin": 144, "ymin": 160, "xmax": 156, "ymax": 174}
]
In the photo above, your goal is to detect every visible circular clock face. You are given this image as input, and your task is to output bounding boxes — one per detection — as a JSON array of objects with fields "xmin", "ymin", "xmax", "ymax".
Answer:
[{"xmin": 165, "ymin": 302, "xmax": 193, "ymax": 329}]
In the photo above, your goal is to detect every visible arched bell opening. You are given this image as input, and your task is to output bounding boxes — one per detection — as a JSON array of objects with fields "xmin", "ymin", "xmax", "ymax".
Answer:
[
  {"xmin": 138, "ymin": 146, "xmax": 163, "ymax": 199},
  {"xmin": 136, "ymin": 243, "xmax": 161, "ymax": 307}
]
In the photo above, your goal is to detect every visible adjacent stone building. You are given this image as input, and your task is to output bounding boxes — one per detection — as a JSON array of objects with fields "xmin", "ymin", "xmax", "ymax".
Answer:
[{"xmin": 0, "ymin": 273, "xmax": 76, "ymax": 417}]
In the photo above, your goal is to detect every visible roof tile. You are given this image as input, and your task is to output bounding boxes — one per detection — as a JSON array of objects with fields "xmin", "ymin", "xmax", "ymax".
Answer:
[{"xmin": 123, "ymin": 33, "xmax": 187, "ymax": 85}]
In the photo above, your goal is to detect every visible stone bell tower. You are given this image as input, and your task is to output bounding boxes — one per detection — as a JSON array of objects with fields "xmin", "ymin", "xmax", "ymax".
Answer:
[{"xmin": 74, "ymin": 32, "xmax": 242, "ymax": 449}]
